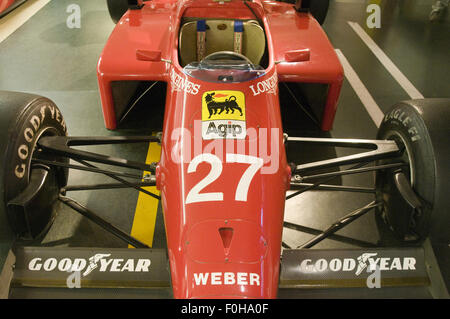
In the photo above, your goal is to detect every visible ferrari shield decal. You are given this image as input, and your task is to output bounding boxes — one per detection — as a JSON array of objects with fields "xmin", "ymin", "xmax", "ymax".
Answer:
[{"xmin": 202, "ymin": 90, "xmax": 246, "ymax": 140}]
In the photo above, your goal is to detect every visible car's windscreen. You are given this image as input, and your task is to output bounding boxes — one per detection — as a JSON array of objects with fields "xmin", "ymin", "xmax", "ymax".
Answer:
[{"xmin": 183, "ymin": 51, "xmax": 266, "ymax": 83}]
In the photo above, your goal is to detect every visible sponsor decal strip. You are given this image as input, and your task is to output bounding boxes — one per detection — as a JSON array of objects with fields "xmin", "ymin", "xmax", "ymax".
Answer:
[
  {"xmin": 193, "ymin": 272, "xmax": 261, "ymax": 286},
  {"xmin": 249, "ymin": 72, "xmax": 278, "ymax": 96},
  {"xmin": 12, "ymin": 247, "xmax": 170, "ymax": 288},
  {"xmin": 170, "ymin": 68, "xmax": 200, "ymax": 95},
  {"xmin": 280, "ymin": 248, "xmax": 429, "ymax": 288}
]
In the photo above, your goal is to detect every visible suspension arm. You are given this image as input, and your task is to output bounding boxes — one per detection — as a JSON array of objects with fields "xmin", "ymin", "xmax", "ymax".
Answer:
[
  {"xmin": 59, "ymin": 196, "xmax": 149, "ymax": 248},
  {"xmin": 298, "ymin": 201, "xmax": 383, "ymax": 249},
  {"xmin": 37, "ymin": 136, "xmax": 159, "ymax": 173},
  {"xmin": 287, "ymin": 137, "xmax": 401, "ymax": 173},
  {"xmin": 298, "ymin": 162, "xmax": 406, "ymax": 182}
]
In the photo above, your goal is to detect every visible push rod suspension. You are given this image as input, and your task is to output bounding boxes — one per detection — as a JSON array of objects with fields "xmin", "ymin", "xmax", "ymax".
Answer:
[
  {"xmin": 286, "ymin": 162, "xmax": 368, "ymax": 200},
  {"xmin": 32, "ymin": 158, "xmax": 144, "ymax": 180},
  {"xmin": 63, "ymin": 180, "xmax": 156, "ymax": 192},
  {"xmin": 59, "ymin": 196, "xmax": 149, "ymax": 248},
  {"xmin": 298, "ymin": 201, "xmax": 382, "ymax": 249},
  {"xmin": 38, "ymin": 135, "xmax": 159, "ymax": 173},
  {"xmin": 73, "ymin": 159, "xmax": 161, "ymax": 200},
  {"xmin": 283, "ymin": 221, "xmax": 378, "ymax": 248},
  {"xmin": 288, "ymin": 137, "xmax": 401, "ymax": 174},
  {"xmin": 299, "ymin": 162, "xmax": 406, "ymax": 182},
  {"xmin": 290, "ymin": 182, "xmax": 375, "ymax": 194}
]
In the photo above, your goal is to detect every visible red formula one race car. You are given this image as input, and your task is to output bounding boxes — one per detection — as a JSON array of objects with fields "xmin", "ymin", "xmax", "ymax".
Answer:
[
  {"xmin": 0, "ymin": 0, "xmax": 27, "ymax": 18},
  {"xmin": 0, "ymin": 0, "xmax": 449, "ymax": 299}
]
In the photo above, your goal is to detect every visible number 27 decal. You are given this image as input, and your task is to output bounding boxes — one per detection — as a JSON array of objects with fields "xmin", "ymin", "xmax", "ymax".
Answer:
[{"xmin": 186, "ymin": 153, "xmax": 263, "ymax": 204}]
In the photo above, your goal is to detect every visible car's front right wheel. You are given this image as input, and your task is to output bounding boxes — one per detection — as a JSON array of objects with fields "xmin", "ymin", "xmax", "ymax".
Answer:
[{"xmin": 106, "ymin": 0, "xmax": 129, "ymax": 24}]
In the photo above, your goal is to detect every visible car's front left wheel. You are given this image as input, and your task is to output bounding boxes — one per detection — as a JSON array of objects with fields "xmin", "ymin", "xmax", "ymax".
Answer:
[{"xmin": 0, "ymin": 91, "xmax": 69, "ymax": 241}]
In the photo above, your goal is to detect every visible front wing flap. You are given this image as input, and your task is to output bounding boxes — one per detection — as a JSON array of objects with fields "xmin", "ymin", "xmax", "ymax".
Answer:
[{"xmin": 10, "ymin": 247, "xmax": 170, "ymax": 289}]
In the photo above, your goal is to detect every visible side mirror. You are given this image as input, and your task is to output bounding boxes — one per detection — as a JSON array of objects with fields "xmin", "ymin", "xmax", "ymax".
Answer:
[
  {"xmin": 284, "ymin": 49, "xmax": 310, "ymax": 63},
  {"xmin": 136, "ymin": 50, "xmax": 162, "ymax": 62}
]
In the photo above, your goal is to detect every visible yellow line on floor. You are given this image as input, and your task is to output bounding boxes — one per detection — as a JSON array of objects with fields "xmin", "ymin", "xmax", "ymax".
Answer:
[{"xmin": 129, "ymin": 140, "xmax": 161, "ymax": 248}]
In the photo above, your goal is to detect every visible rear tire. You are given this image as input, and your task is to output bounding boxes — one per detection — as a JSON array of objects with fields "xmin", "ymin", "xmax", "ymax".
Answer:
[
  {"xmin": 306, "ymin": 0, "xmax": 330, "ymax": 25},
  {"xmin": 288, "ymin": 0, "xmax": 330, "ymax": 25},
  {"xmin": 0, "ymin": 91, "xmax": 68, "ymax": 240},
  {"xmin": 106, "ymin": 0, "xmax": 129, "ymax": 24},
  {"xmin": 375, "ymin": 99, "xmax": 450, "ymax": 246}
]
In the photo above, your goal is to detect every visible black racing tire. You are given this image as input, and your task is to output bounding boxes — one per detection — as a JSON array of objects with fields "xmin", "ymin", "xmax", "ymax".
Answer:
[
  {"xmin": 287, "ymin": 0, "xmax": 330, "ymax": 25},
  {"xmin": 306, "ymin": 0, "xmax": 330, "ymax": 25},
  {"xmin": 375, "ymin": 99, "xmax": 450, "ymax": 246},
  {"xmin": 0, "ymin": 91, "xmax": 69, "ymax": 241},
  {"xmin": 106, "ymin": 0, "xmax": 129, "ymax": 24}
]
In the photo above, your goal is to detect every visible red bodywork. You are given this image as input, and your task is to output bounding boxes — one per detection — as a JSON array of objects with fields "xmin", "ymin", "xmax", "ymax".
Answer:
[
  {"xmin": 0, "ymin": 0, "xmax": 16, "ymax": 14},
  {"xmin": 97, "ymin": 0, "xmax": 343, "ymax": 298}
]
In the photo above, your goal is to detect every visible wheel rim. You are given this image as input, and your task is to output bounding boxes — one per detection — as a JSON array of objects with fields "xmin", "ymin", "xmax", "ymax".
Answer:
[{"xmin": 383, "ymin": 129, "xmax": 415, "ymax": 186}]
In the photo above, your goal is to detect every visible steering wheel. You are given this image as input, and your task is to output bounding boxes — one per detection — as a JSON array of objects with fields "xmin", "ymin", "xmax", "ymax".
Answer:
[
  {"xmin": 199, "ymin": 51, "xmax": 255, "ymax": 70},
  {"xmin": 201, "ymin": 51, "xmax": 253, "ymax": 64}
]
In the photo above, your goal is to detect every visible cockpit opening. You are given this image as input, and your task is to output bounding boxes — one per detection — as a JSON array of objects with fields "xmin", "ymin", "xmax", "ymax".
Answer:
[{"xmin": 178, "ymin": 16, "xmax": 268, "ymax": 83}]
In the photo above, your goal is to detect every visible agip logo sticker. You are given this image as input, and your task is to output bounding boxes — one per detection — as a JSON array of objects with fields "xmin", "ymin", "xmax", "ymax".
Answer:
[{"xmin": 202, "ymin": 90, "xmax": 246, "ymax": 140}]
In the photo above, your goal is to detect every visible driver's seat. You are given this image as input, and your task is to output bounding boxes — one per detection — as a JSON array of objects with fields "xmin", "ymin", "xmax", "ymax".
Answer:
[{"xmin": 178, "ymin": 19, "xmax": 266, "ymax": 67}]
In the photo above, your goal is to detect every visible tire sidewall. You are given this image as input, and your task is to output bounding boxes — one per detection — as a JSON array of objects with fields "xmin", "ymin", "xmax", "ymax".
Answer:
[
  {"xmin": 310, "ymin": 0, "xmax": 330, "ymax": 25},
  {"xmin": 376, "ymin": 102, "xmax": 436, "ymax": 242},
  {"xmin": 107, "ymin": 0, "xmax": 129, "ymax": 24},
  {"xmin": 3, "ymin": 97, "xmax": 68, "ymax": 237}
]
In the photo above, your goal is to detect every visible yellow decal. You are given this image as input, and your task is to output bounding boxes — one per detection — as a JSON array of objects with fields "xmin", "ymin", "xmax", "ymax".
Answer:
[
  {"xmin": 201, "ymin": 91, "xmax": 246, "ymax": 140},
  {"xmin": 202, "ymin": 91, "xmax": 246, "ymax": 121}
]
